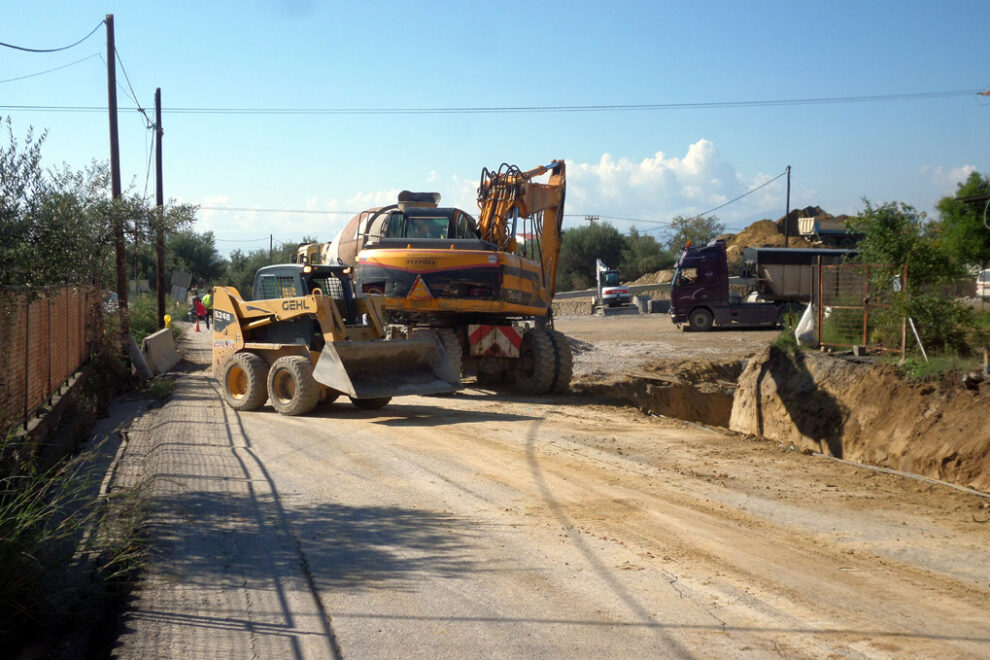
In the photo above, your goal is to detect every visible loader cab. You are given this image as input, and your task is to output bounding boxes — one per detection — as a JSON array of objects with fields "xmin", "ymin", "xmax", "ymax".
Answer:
[{"xmin": 253, "ymin": 263, "xmax": 359, "ymax": 327}]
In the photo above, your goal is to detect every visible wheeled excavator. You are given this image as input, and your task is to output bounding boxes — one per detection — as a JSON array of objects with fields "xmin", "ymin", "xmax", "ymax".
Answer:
[{"xmin": 305, "ymin": 160, "xmax": 571, "ymax": 394}]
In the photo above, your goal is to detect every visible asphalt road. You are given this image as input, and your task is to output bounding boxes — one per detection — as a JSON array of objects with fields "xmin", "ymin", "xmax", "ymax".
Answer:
[{"xmin": 111, "ymin": 324, "xmax": 990, "ymax": 659}]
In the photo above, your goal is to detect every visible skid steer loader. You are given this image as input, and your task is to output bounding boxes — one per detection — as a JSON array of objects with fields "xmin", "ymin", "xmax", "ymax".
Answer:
[{"xmin": 211, "ymin": 263, "xmax": 460, "ymax": 416}]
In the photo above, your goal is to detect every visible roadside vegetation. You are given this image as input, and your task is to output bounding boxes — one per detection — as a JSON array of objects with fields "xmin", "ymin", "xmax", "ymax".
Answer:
[{"xmin": 777, "ymin": 173, "xmax": 990, "ymax": 379}]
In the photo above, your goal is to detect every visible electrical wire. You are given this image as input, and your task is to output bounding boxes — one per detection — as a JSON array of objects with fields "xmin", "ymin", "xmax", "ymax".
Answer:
[
  {"xmin": 199, "ymin": 206, "xmax": 359, "ymax": 215},
  {"xmin": 113, "ymin": 46, "xmax": 153, "ymax": 128},
  {"xmin": 644, "ymin": 170, "xmax": 788, "ymax": 233},
  {"xmin": 0, "ymin": 53, "xmax": 101, "ymax": 84},
  {"xmin": 0, "ymin": 19, "xmax": 105, "ymax": 53},
  {"xmin": 0, "ymin": 89, "xmax": 982, "ymax": 116}
]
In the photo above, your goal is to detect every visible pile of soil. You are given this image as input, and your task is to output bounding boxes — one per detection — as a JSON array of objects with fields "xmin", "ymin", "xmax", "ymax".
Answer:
[
  {"xmin": 627, "ymin": 269, "xmax": 674, "ymax": 286},
  {"xmin": 730, "ymin": 346, "xmax": 990, "ymax": 491}
]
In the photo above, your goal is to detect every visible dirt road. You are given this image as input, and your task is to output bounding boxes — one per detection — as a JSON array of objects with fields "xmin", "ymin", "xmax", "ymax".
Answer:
[{"xmin": 112, "ymin": 323, "xmax": 990, "ymax": 658}]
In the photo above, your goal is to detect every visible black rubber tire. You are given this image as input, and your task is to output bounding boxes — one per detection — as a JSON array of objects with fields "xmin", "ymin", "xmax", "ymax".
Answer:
[
  {"xmin": 548, "ymin": 330, "xmax": 573, "ymax": 393},
  {"xmin": 437, "ymin": 328, "xmax": 463, "ymax": 379},
  {"xmin": 350, "ymin": 396, "xmax": 391, "ymax": 410},
  {"xmin": 688, "ymin": 308, "xmax": 714, "ymax": 332},
  {"xmin": 514, "ymin": 328, "xmax": 556, "ymax": 394},
  {"xmin": 267, "ymin": 355, "xmax": 320, "ymax": 416},
  {"xmin": 319, "ymin": 391, "xmax": 341, "ymax": 406},
  {"xmin": 221, "ymin": 352, "xmax": 269, "ymax": 411}
]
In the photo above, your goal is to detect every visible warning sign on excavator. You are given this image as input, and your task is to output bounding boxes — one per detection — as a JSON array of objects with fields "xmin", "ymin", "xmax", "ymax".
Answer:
[{"xmin": 408, "ymin": 275, "xmax": 433, "ymax": 301}]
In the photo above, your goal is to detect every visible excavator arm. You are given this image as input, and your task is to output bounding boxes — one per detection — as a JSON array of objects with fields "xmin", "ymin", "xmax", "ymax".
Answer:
[{"xmin": 476, "ymin": 160, "xmax": 566, "ymax": 300}]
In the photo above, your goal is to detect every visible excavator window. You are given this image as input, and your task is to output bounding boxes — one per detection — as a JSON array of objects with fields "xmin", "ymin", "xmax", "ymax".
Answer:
[{"xmin": 407, "ymin": 216, "xmax": 449, "ymax": 239}]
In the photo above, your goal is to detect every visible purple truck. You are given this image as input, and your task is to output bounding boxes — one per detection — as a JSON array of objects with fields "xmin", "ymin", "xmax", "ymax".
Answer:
[{"xmin": 669, "ymin": 240, "xmax": 855, "ymax": 331}]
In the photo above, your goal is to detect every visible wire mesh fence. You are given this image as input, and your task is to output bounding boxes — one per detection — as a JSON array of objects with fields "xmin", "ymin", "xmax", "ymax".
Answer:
[
  {"xmin": 0, "ymin": 286, "xmax": 100, "ymax": 439},
  {"xmin": 817, "ymin": 264, "xmax": 906, "ymax": 354}
]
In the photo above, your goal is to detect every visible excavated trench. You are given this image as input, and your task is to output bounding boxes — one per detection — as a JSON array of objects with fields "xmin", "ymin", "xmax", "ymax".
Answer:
[{"xmin": 573, "ymin": 346, "xmax": 990, "ymax": 493}]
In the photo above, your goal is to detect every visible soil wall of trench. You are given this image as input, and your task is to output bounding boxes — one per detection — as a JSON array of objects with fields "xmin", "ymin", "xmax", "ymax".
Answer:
[{"xmin": 575, "ymin": 347, "xmax": 990, "ymax": 492}]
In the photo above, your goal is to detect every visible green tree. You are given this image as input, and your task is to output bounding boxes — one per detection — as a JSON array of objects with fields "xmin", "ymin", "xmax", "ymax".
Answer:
[
  {"xmin": 620, "ymin": 227, "xmax": 674, "ymax": 281},
  {"xmin": 168, "ymin": 229, "xmax": 225, "ymax": 286},
  {"xmin": 557, "ymin": 222, "xmax": 625, "ymax": 290},
  {"xmin": 935, "ymin": 171, "xmax": 990, "ymax": 267},
  {"xmin": 849, "ymin": 200, "xmax": 971, "ymax": 353},
  {"xmin": 664, "ymin": 215, "xmax": 725, "ymax": 254}
]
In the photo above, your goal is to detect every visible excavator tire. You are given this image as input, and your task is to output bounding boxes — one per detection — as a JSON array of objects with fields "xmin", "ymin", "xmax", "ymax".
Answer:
[
  {"xmin": 514, "ymin": 328, "xmax": 556, "ymax": 395},
  {"xmin": 267, "ymin": 355, "xmax": 320, "ymax": 416},
  {"xmin": 548, "ymin": 330, "xmax": 574, "ymax": 393},
  {"xmin": 349, "ymin": 396, "xmax": 391, "ymax": 410},
  {"xmin": 222, "ymin": 352, "xmax": 269, "ymax": 411}
]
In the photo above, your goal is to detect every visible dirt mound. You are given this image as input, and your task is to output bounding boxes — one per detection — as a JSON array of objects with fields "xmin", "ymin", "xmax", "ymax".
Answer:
[
  {"xmin": 627, "ymin": 269, "xmax": 673, "ymax": 286},
  {"xmin": 730, "ymin": 346, "xmax": 990, "ymax": 492}
]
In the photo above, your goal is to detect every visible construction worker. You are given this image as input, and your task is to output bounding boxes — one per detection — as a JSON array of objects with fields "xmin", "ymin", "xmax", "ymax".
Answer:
[
  {"xmin": 202, "ymin": 289, "xmax": 213, "ymax": 329},
  {"xmin": 193, "ymin": 296, "xmax": 206, "ymax": 332}
]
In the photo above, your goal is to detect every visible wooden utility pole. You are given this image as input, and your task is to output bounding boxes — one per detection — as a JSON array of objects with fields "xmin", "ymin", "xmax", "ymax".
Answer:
[
  {"xmin": 106, "ymin": 13, "xmax": 128, "ymax": 334},
  {"xmin": 783, "ymin": 165, "xmax": 792, "ymax": 248},
  {"xmin": 155, "ymin": 88, "xmax": 166, "ymax": 329}
]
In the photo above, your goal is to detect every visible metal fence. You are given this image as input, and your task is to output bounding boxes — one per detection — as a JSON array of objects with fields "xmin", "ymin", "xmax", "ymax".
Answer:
[
  {"xmin": 817, "ymin": 264, "xmax": 906, "ymax": 354},
  {"xmin": 0, "ymin": 286, "xmax": 100, "ymax": 439}
]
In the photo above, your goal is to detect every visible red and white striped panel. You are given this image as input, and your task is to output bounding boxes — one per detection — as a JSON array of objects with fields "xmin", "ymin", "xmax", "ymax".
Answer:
[{"xmin": 467, "ymin": 324, "xmax": 523, "ymax": 358}]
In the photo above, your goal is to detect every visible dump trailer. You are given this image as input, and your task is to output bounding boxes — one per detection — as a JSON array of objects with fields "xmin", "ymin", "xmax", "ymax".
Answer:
[
  {"xmin": 669, "ymin": 240, "xmax": 855, "ymax": 331},
  {"xmin": 212, "ymin": 263, "xmax": 460, "ymax": 415},
  {"xmin": 798, "ymin": 215, "xmax": 863, "ymax": 248},
  {"xmin": 308, "ymin": 161, "xmax": 572, "ymax": 395}
]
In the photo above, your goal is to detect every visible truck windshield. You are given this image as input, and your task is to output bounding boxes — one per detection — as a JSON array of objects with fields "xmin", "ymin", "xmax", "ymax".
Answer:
[
  {"xmin": 672, "ymin": 267, "xmax": 698, "ymax": 287},
  {"xmin": 603, "ymin": 271, "xmax": 620, "ymax": 286}
]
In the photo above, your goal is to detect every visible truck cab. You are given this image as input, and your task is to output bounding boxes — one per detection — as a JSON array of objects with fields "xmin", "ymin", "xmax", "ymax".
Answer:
[{"xmin": 669, "ymin": 241, "xmax": 779, "ymax": 331}]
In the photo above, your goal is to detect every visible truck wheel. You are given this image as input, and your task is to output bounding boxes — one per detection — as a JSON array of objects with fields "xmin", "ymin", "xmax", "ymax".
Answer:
[
  {"xmin": 548, "ymin": 330, "xmax": 573, "ymax": 393},
  {"xmin": 267, "ymin": 355, "xmax": 320, "ymax": 416},
  {"xmin": 350, "ymin": 396, "xmax": 391, "ymax": 410},
  {"xmin": 688, "ymin": 308, "xmax": 714, "ymax": 332},
  {"xmin": 514, "ymin": 329, "xmax": 556, "ymax": 394},
  {"xmin": 222, "ymin": 352, "xmax": 268, "ymax": 411}
]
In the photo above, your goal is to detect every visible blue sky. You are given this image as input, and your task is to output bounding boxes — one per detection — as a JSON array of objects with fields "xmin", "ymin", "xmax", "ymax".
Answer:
[{"xmin": 3, "ymin": 1, "xmax": 988, "ymax": 254}]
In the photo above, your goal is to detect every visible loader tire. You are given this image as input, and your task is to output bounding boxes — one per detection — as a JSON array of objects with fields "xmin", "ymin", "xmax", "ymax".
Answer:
[
  {"xmin": 267, "ymin": 355, "xmax": 320, "ymax": 416},
  {"xmin": 514, "ymin": 328, "xmax": 556, "ymax": 395},
  {"xmin": 350, "ymin": 396, "xmax": 391, "ymax": 410},
  {"xmin": 222, "ymin": 352, "xmax": 269, "ymax": 411},
  {"xmin": 548, "ymin": 330, "xmax": 574, "ymax": 393}
]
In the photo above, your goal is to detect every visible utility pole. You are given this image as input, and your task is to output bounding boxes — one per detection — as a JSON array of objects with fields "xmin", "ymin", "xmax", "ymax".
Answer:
[
  {"xmin": 269, "ymin": 234, "xmax": 273, "ymax": 261},
  {"xmin": 106, "ymin": 14, "xmax": 128, "ymax": 335},
  {"xmin": 783, "ymin": 165, "xmax": 792, "ymax": 248},
  {"xmin": 155, "ymin": 88, "xmax": 165, "ymax": 329}
]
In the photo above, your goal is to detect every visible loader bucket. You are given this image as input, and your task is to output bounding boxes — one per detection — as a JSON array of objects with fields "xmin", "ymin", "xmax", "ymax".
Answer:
[{"xmin": 312, "ymin": 336, "xmax": 461, "ymax": 400}]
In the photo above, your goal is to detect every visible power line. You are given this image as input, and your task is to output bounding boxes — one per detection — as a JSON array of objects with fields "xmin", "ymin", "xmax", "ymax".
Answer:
[
  {"xmin": 0, "ymin": 19, "xmax": 105, "ymax": 53},
  {"xmin": 200, "ymin": 206, "xmax": 359, "ymax": 215},
  {"xmin": 0, "ymin": 88, "xmax": 982, "ymax": 117},
  {"xmin": 112, "ymin": 46, "xmax": 153, "ymax": 128},
  {"xmin": 643, "ymin": 170, "xmax": 789, "ymax": 233},
  {"xmin": 0, "ymin": 53, "xmax": 101, "ymax": 84}
]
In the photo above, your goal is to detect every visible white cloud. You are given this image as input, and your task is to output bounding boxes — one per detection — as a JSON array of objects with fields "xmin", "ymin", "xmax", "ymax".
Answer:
[
  {"xmin": 566, "ymin": 140, "xmax": 785, "ymax": 233},
  {"xmin": 194, "ymin": 140, "xmax": 797, "ymax": 254},
  {"xmin": 920, "ymin": 164, "xmax": 977, "ymax": 194}
]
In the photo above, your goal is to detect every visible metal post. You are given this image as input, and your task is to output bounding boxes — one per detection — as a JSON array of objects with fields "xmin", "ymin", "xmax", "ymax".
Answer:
[
  {"xmin": 23, "ymin": 296, "xmax": 30, "ymax": 429},
  {"xmin": 106, "ymin": 14, "xmax": 128, "ymax": 339},
  {"xmin": 155, "ymin": 88, "xmax": 166, "ymax": 329},
  {"xmin": 784, "ymin": 165, "xmax": 791, "ymax": 248},
  {"xmin": 862, "ymin": 265, "xmax": 870, "ymax": 348}
]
